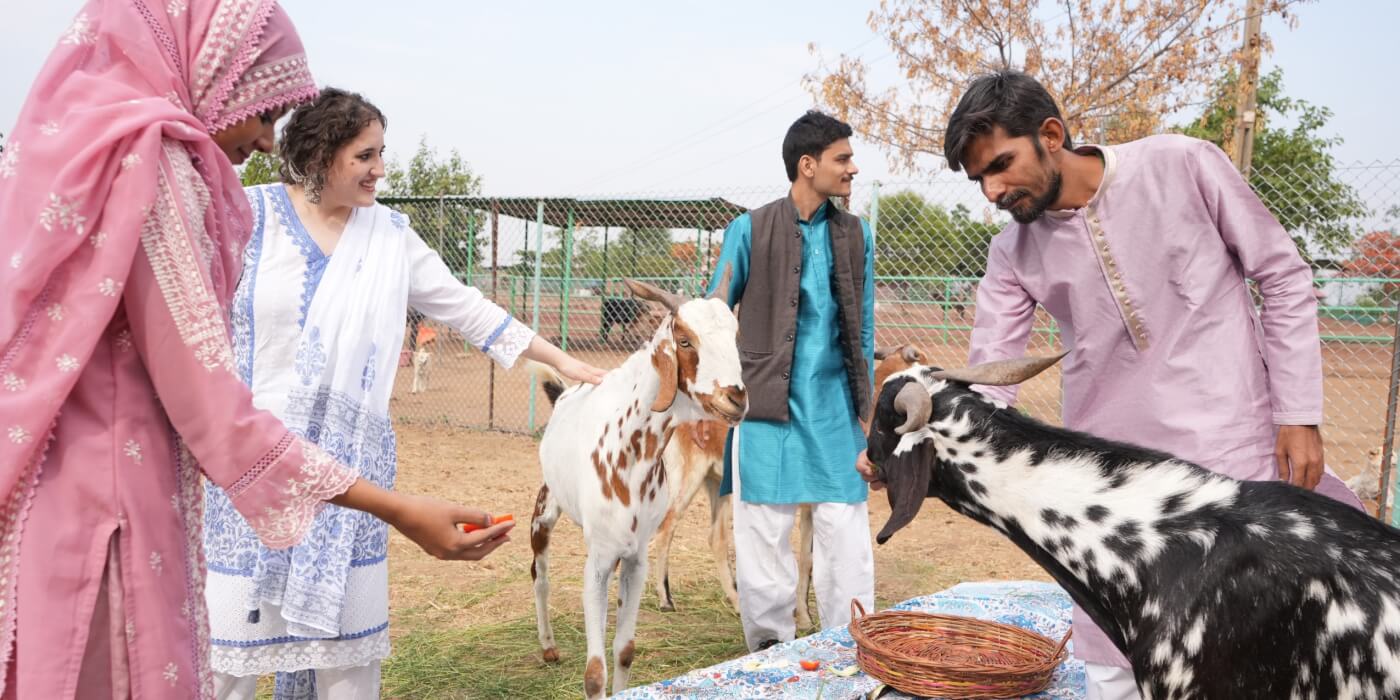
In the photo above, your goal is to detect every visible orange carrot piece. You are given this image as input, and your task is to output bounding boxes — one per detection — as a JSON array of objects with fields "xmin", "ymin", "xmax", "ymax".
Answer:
[{"xmin": 461, "ymin": 513, "xmax": 514, "ymax": 533}]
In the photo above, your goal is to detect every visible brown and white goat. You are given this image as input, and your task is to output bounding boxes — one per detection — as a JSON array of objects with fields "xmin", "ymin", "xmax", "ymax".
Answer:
[
  {"xmin": 649, "ymin": 419, "xmax": 738, "ymax": 612},
  {"xmin": 649, "ymin": 344, "xmax": 930, "ymax": 631},
  {"xmin": 529, "ymin": 274, "xmax": 746, "ymax": 700}
]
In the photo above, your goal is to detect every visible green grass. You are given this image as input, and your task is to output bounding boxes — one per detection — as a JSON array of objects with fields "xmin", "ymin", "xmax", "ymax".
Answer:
[
  {"xmin": 381, "ymin": 581, "xmax": 748, "ymax": 699},
  {"xmin": 250, "ymin": 576, "xmax": 865, "ymax": 698}
]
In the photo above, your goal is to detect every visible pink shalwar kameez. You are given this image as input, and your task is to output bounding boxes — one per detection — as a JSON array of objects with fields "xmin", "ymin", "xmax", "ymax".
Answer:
[
  {"xmin": 967, "ymin": 135, "xmax": 1363, "ymax": 674},
  {"xmin": 0, "ymin": 1, "xmax": 344, "ymax": 697}
]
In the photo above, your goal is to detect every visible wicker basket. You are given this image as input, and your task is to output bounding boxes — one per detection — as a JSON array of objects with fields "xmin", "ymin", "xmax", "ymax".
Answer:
[{"xmin": 848, "ymin": 599, "xmax": 1071, "ymax": 699}]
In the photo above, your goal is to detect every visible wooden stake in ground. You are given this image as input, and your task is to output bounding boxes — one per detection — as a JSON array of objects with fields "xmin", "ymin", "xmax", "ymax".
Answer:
[{"xmin": 1230, "ymin": 0, "xmax": 1265, "ymax": 177}]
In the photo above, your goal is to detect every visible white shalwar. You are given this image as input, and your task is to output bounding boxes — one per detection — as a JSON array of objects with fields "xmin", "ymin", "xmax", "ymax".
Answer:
[
  {"xmin": 730, "ymin": 430, "xmax": 875, "ymax": 651},
  {"xmin": 1085, "ymin": 661, "xmax": 1141, "ymax": 700}
]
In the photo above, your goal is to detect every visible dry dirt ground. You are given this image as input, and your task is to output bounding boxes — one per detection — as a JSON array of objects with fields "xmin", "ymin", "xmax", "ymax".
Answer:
[{"xmin": 388, "ymin": 426, "xmax": 1051, "ymax": 635}]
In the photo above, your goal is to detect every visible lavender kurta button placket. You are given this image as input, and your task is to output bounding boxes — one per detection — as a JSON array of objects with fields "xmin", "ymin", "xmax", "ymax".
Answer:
[{"xmin": 1080, "ymin": 147, "xmax": 1150, "ymax": 351}]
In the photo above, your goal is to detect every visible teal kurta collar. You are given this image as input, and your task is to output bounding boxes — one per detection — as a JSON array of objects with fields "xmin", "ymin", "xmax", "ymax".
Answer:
[
  {"xmin": 801, "ymin": 200, "xmax": 830, "ymax": 225},
  {"xmin": 786, "ymin": 194, "xmax": 832, "ymax": 226}
]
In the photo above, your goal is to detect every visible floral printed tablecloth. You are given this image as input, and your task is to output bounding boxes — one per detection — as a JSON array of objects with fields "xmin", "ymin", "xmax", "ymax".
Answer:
[{"xmin": 615, "ymin": 581, "xmax": 1085, "ymax": 700}]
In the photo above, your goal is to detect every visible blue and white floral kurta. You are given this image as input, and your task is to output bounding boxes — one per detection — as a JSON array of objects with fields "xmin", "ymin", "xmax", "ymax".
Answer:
[{"xmin": 203, "ymin": 184, "xmax": 533, "ymax": 677}]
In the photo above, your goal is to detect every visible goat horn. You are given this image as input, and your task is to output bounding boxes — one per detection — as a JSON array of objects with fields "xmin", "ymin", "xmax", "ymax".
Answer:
[
  {"xmin": 931, "ymin": 351, "xmax": 1069, "ymax": 387},
  {"xmin": 624, "ymin": 278, "xmax": 685, "ymax": 313},
  {"xmin": 708, "ymin": 263, "xmax": 734, "ymax": 304},
  {"xmin": 901, "ymin": 345, "xmax": 921, "ymax": 364},
  {"xmin": 893, "ymin": 381, "xmax": 932, "ymax": 435}
]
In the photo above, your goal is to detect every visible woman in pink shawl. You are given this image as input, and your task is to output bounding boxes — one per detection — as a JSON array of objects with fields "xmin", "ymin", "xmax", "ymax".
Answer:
[{"xmin": 0, "ymin": 1, "xmax": 513, "ymax": 697}]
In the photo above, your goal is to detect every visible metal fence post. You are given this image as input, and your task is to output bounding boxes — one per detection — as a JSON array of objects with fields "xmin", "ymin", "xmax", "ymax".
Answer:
[
  {"xmin": 601, "ymin": 226, "xmax": 610, "ymax": 295},
  {"xmin": 488, "ymin": 199, "xmax": 499, "ymax": 430},
  {"xmin": 529, "ymin": 200, "xmax": 545, "ymax": 433},
  {"xmin": 868, "ymin": 181, "xmax": 881, "ymax": 247},
  {"xmin": 465, "ymin": 210, "xmax": 476, "ymax": 287},
  {"xmin": 437, "ymin": 195, "xmax": 446, "ymax": 253},
  {"xmin": 561, "ymin": 204, "xmax": 575, "ymax": 351},
  {"xmin": 941, "ymin": 277, "xmax": 951, "ymax": 344},
  {"xmin": 1380, "ymin": 296, "xmax": 1400, "ymax": 523},
  {"xmin": 693, "ymin": 226, "xmax": 704, "ymax": 295},
  {"xmin": 705, "ymin": 229, "xmax": 714, "ymax": 281}
]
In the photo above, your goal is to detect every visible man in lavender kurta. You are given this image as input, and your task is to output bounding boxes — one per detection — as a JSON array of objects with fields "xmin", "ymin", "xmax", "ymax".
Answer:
[{"xmin": 921, "ymin": 71, "xmax": 1360, "ymax": 698}]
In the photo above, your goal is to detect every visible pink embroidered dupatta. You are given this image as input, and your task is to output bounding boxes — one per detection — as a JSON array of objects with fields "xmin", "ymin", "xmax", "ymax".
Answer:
[{"xmin": 0, "ymin": 0, "xmax": 317, "ymax": 690}]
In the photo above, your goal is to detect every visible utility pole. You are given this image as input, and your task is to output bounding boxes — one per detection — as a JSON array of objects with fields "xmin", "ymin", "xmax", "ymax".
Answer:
[{"xmin": 1229, "ymin": 0, "xmax": 1265, "ymax": 178}]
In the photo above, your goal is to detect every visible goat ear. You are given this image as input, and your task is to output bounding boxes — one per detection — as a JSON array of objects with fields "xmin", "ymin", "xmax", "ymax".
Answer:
[
  {"xmin": 931, "ymin": 351, "xmax": 1068, "ymax": 386},
  {"xmin": 875, "ymin": 452, "xmax": 932, "ymax": 545},
  {"xmin": 874, "ymin": 345, "xmax": 899, "ymax": 361},
  {"xmin": 650, "ymin": 338, "xmax": 679, "ymax": 412},
  {"xmin": 624, "ymin": 278, "xmax": 684, "ymax": 314},
  {"xmin": 901, "ymin": 345, "xmax": 921, "ymax": 364}
]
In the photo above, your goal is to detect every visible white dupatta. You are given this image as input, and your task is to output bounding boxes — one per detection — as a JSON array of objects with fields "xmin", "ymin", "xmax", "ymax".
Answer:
[
  {"xmin": 246, "ymin": 201, "xmax": 408, "ymax": 637},
  {"xmin": 290, "ymin": 202, "xmax": 407, "ymax": 422}
]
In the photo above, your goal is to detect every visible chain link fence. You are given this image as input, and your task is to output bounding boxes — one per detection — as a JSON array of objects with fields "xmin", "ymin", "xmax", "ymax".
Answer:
[{"xmin": 381, "ymin": 159, "xmax": 1400, "ymax": 502}]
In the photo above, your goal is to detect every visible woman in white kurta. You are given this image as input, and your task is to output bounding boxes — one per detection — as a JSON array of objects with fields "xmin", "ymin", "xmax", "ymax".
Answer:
[{"xmin": 203, "ymin": 88, "xmax": 604, "ymax": 699}]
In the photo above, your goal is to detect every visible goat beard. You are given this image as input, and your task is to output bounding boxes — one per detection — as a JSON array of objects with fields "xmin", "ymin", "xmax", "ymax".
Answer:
[{"xmin": 874, "ymin": 454, "xmax": 932, "ymax": 545}]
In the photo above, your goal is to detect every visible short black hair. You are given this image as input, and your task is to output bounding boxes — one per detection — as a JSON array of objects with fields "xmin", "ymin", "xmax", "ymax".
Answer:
[
  {"xmin": 782, "ymin": 110, "xmax": 853, "ymax": 182},
  {"xmin": 278, "ymin": 87, "xmax": 387, "ymax": 202},
  {"xmin": 943, "ymin": 71, "xmax": 1071, "ymax": 172}
]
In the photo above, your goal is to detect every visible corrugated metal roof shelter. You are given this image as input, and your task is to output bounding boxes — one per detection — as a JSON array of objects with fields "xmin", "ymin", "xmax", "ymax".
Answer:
[{"xmin": 378, "ymin": 196, "xmax": 747, "ymax": 229}]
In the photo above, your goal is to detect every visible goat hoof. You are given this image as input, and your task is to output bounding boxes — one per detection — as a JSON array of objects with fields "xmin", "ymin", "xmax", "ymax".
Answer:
[
  {"xmin": 542, "ymin": 647, "xmax": 560, "ymax": 663},
  {"xmin": 658, "ymin": 601, "xmax": 675, "ymax": 612}
]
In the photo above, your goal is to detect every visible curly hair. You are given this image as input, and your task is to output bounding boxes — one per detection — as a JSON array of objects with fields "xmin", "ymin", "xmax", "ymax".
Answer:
[{"xmin": 278, "ymin": 87, "xmax": 387, "ymax": 203}]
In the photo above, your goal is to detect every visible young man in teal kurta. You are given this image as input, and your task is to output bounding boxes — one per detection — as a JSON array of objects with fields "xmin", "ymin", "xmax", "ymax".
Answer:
[{"xmin": 707, "ymin": 111, "xmax": 876, "ymax": 651}]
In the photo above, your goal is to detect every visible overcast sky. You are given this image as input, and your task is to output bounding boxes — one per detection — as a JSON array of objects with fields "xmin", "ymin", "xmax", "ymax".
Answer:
[{"xmin": 2, "ymin": 1, "xmax": 1392, "ymax": 198}]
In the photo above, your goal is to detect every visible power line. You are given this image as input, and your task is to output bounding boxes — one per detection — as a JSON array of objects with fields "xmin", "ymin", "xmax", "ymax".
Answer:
[
  {"xmin": 590, "ymin": 51, "xmax": 897, "ymax": 194},
  {"xmin": 580, "ymin": 34, "xmax": 885, "ymax": 190},
  {"xmin": 644, "ymin": 135, "xmax": 785, "ymax": 190}
]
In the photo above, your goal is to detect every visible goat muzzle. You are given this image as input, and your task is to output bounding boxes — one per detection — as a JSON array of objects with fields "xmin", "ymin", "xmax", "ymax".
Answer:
[{"xmin": 707, "ymin": 386, "xmax": 747, "ymax": 426}]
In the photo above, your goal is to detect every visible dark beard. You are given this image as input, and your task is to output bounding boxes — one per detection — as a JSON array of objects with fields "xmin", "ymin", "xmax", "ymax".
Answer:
[{"xmin": 1000, "ymin": 170, "xmax": 1062, "ymax": 224}]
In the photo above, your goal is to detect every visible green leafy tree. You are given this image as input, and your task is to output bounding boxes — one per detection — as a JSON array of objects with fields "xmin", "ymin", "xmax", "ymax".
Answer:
[
  {"xmin": 383, "ymin": 136, "xmax": 482, "ymax": 197},
  {"xmin": 381, "ymin": 138, "xmax": 485, "ymax": 277},
  {"xmin": 1178, "ymin": 69, "xmax": 1366, "ymax": 258},
  {"xmin": 608, "ymin": 227, "xmax": 680, "ymax": 279},
  {"xmin": 541, "ymin": 227, "xmax": 678, "ymax": 283},
  {"xmin": 238, "ymin": 151, "xmax": 281, "ymax": 187},
  {"xmin": 536, "ymin": 228, "xmax": 577, "ymax": 280},
  {"xmin": 872, "ymin": 191, "xmax": 999, "ymax": 279}
]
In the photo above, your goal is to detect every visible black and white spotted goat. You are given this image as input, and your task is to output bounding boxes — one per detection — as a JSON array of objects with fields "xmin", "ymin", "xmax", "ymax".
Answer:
[{"xmin": 867, "ymin": 353, "xmax": 1400, "ymax": 699}]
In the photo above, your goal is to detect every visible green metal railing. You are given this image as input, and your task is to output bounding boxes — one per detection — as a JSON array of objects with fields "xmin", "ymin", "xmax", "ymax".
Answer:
[
  {"xmin": 377, "ymin": 169, "xmax": 1400, "ymax": 512},
  {"xmin": 495, "ymin": 272, "xmax": 1400, "ymax": 351}
]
